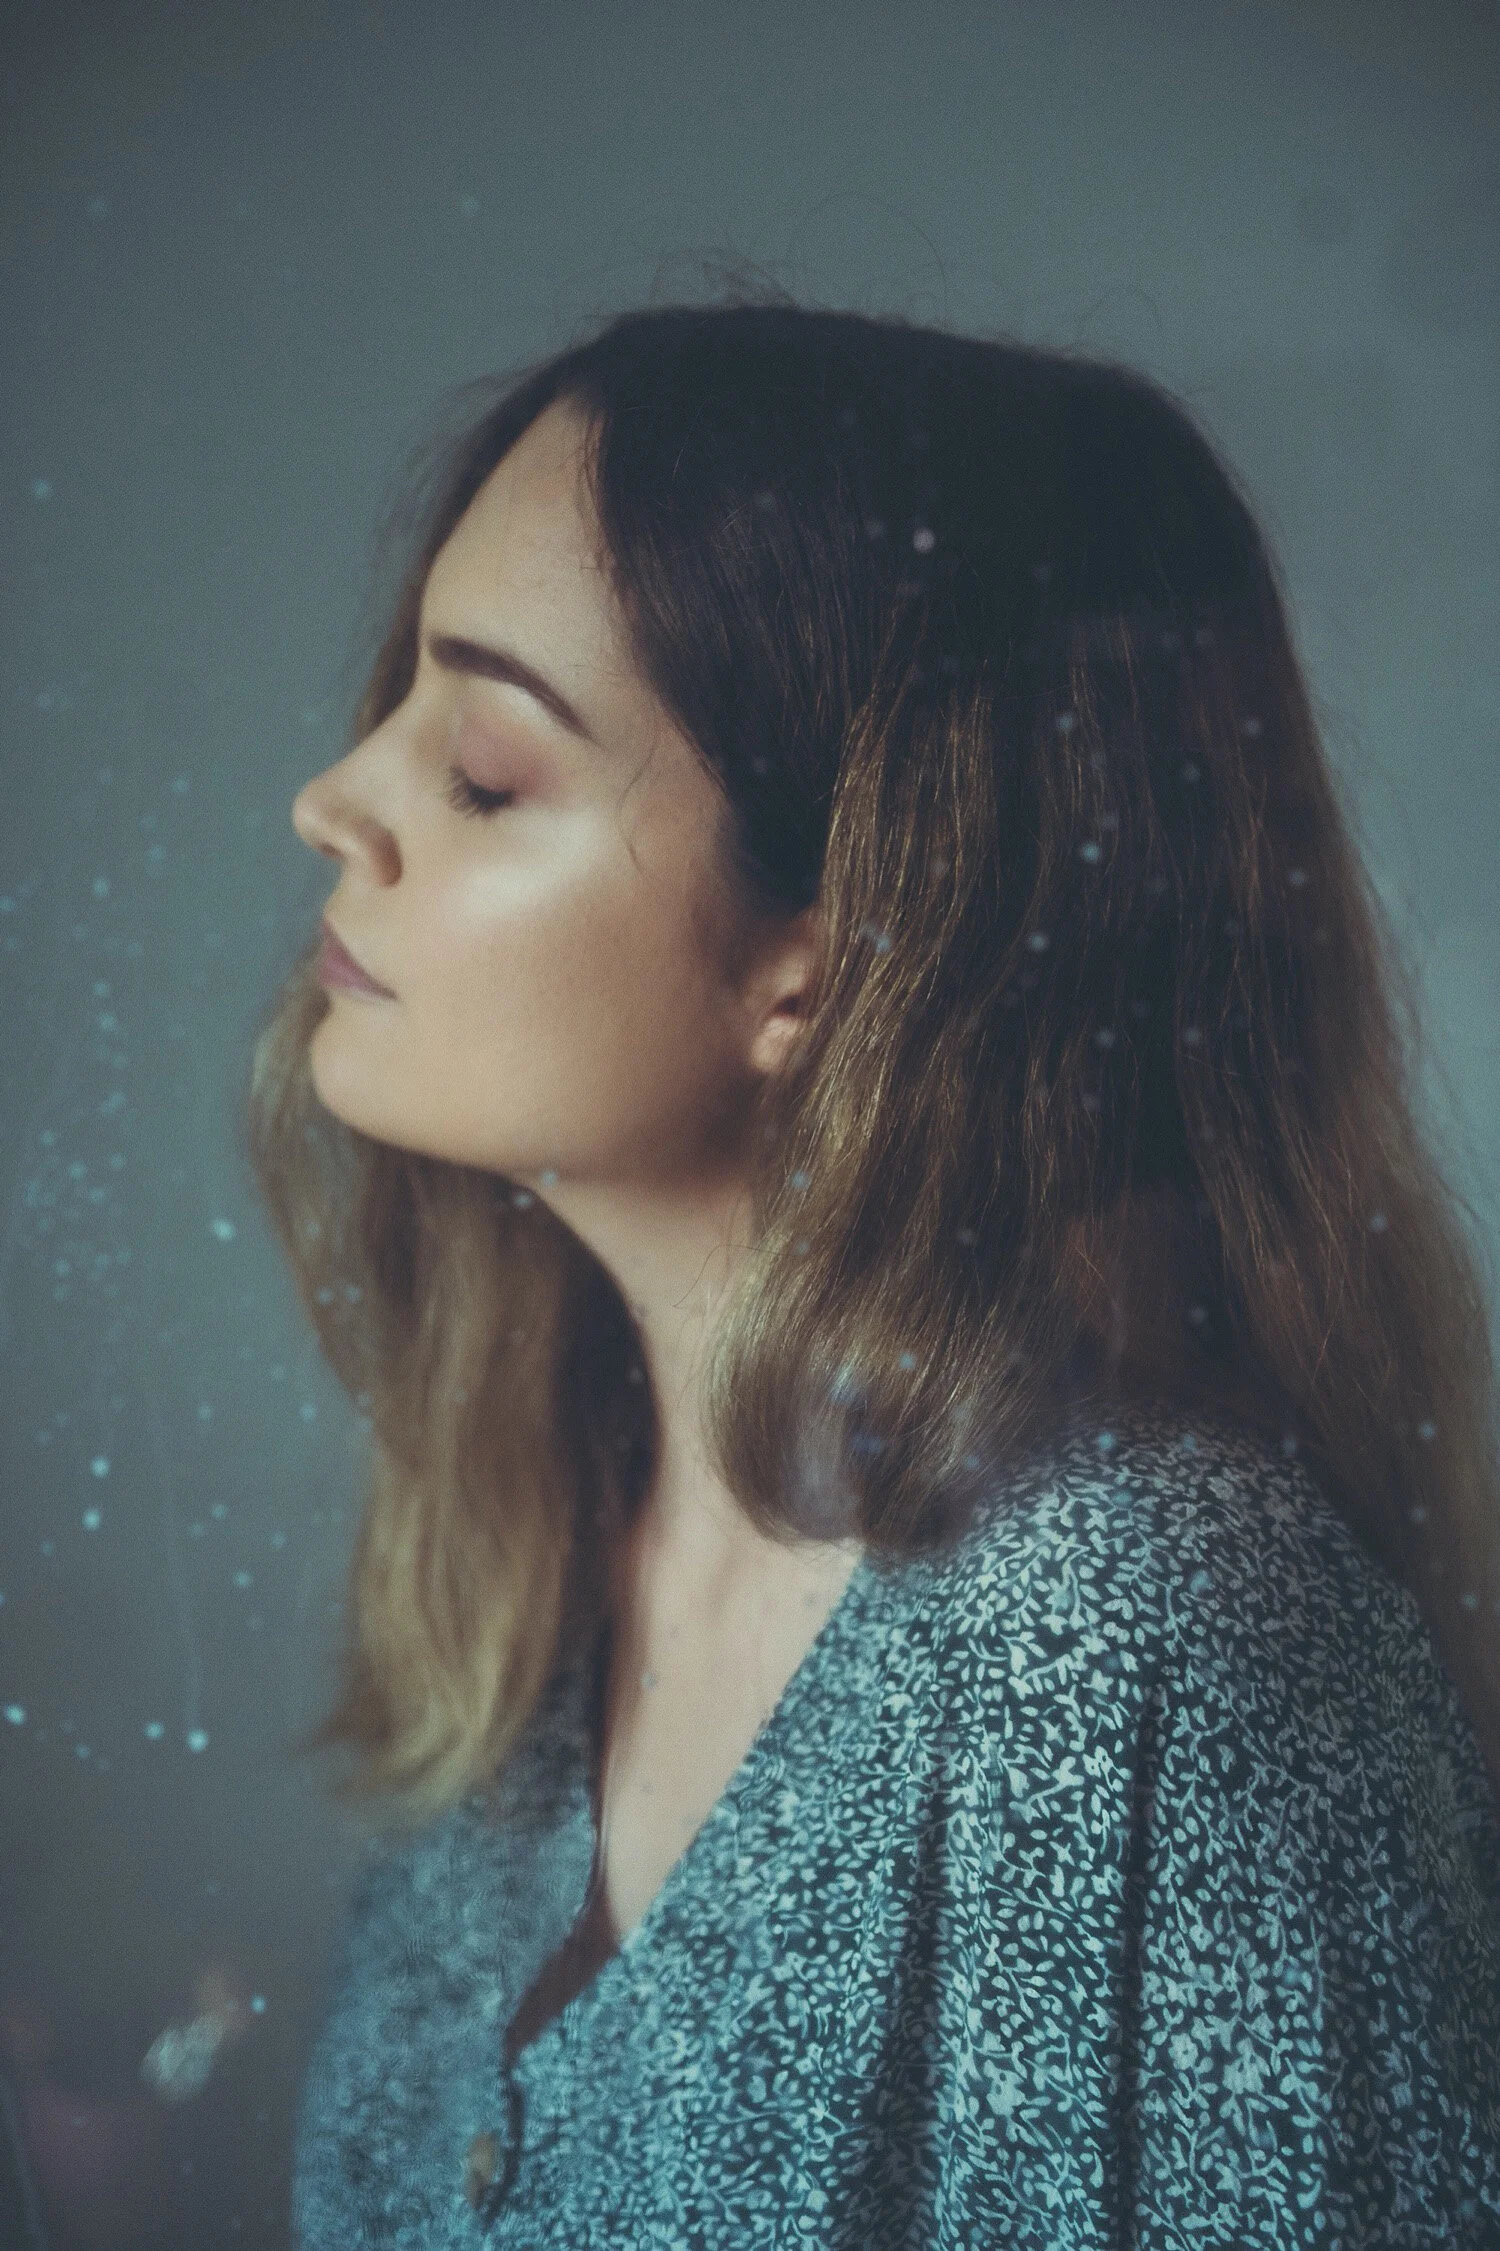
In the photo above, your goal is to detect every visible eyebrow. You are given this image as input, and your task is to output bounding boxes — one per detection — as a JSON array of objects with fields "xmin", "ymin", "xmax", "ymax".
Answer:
[{"xmin": 422, "ymin": 629, "xmax": 599, "ymax": 744}]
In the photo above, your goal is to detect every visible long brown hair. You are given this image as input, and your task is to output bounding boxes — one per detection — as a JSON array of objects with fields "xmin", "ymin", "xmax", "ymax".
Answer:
[{"xmin": 244, "ymin": 289, "xmax": 1500, "ymax": 1835}]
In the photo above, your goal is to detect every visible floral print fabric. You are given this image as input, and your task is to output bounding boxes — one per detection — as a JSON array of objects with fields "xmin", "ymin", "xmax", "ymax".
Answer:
[{"xmin": 292, "ymin": 1400, "xmax": 1500, "ymax": 2247}]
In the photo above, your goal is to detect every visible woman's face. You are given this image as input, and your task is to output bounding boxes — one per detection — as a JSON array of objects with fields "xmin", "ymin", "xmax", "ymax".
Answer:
[{"xmin": 291, "ymin": 398, "xmax": 800, "ymax": 1205}]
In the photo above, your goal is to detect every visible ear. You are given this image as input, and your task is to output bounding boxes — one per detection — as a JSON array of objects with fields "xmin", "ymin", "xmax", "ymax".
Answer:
[{"xmin": 744, "ymin": 904, "xmax": 821, "ymax": 1079}]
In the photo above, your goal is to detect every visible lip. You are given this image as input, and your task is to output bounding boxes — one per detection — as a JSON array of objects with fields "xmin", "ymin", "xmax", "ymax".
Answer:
[{"xmin": 318, "ymin": 921, "xmax": 395, "ymax": 997}]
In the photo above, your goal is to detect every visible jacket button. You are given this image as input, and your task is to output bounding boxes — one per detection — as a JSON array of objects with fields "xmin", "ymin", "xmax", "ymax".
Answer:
[{"xmin": 465, "ymin": 2129, "xmax": 500, "ymax": 2211}]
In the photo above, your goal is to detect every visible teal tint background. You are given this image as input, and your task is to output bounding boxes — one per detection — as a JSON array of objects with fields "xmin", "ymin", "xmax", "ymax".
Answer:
[{"xmin": 1, "ymin": 1, "xmax": 1496, "ymax": 2243}]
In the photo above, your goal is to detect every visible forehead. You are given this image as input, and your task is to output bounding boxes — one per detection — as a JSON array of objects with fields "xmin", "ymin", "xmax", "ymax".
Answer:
[
  {"xmin": 421, "ymin": 401, "xmax": 647, "ymax": 717},
  {"xmin": 420, "ymin": 401, "xmax": 712, "ymax": 798},
  {"xmin": 428, "ymin": 399, "xmax": 606, "ymax": 610}
]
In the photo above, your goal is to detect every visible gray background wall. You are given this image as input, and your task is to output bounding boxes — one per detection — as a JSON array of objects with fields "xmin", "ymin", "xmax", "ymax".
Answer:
[{"xmin": 2, "ymin": 2, "xmax": 1497, "ymax": 2244}]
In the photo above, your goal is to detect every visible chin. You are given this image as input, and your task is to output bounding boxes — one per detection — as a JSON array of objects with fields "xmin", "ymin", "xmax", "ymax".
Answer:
[{"xmin": 305, "ymin": 1027, "xmax": 396, "ymax": 1139}]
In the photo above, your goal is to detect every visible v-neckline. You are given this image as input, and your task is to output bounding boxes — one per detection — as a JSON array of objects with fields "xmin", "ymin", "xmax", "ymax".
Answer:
[{"xmin": 503, "ymin": 1541, "xmax": 877, "ymax": 2081}]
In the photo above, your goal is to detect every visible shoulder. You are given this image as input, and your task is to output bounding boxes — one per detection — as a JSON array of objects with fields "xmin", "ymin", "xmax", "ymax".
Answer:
[
  {"xmin": 919, "ymin": 1398, "xmax": 1457, "ymax": 1791},
  {"xmin": 939, "ymin": 1394, "xmax": 1415, "ymax": 1642},
  {"xmin": 894, "ymin": 1402, "xmax": 1500, "ymax": 1976}
]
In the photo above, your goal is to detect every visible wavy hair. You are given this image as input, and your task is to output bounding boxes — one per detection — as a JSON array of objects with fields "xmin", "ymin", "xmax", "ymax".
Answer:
[{"xmin": 244, "ymin": 290, "xmax": 1500, "ymax": 1835}]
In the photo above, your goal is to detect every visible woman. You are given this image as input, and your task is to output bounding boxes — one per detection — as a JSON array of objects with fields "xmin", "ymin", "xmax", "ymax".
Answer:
[{"xmin": 250, "ymin": 297, "xmax": 1500, "ymax": 2245}]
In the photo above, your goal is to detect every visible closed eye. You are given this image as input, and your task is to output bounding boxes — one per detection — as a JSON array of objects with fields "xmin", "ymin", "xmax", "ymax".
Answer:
[{"xmin": 444, "ymin": 766, "xmax": 517, "ymax": 818}]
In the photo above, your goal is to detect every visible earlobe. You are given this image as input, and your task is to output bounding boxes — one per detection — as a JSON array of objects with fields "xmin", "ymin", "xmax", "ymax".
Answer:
[
  {"xmin": 741, "ymin": 903, "xmax": 820, "ymax": 1075},
  {"xmin": 749, "ymin": 987, "xmax": 809, "ymax": 1078}
]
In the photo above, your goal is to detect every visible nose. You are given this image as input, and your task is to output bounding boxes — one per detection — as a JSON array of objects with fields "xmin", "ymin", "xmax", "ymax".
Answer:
[
  {"xmin": 291, "ymin": 764, "xmax": 398, "ymax": 879},
  {"xmin": 290, "ymin": 775, "xmax": 338, "ymax": 859}
]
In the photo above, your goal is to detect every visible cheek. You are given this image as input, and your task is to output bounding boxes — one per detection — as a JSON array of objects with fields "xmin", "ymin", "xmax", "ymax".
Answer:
[
  {"xmin": 595, "ymin": 915, "xmax": 748, "ymax": 1142},
  {"xmin": 507, "ymin": 879, "xmax": 731, "ymax": 1111},
  {"xmin": 415, "ymin": 802, "xmax": 739, "ymax": 1120},
  {"xmin": 454, "ymin": 818, "xmax": 690, "ymax": 1000},
  {"xmin": 552, "ymin": 894, "xmax": 722, "ymax": 1072}
]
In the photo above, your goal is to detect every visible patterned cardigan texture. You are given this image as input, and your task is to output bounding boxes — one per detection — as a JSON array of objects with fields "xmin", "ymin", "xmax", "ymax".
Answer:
[{"xmin": 291, "ymin": 1400, "xmax": 1500, "ymax": 2248}]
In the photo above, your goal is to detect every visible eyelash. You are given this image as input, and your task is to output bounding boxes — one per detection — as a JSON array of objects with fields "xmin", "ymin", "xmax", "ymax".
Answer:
[{"xmin": 444, "ymin": 766, "xmax": 517, "ymax": 819}]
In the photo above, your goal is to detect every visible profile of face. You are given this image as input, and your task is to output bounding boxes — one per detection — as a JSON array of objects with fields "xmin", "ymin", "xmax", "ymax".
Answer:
[{"xmin": 291, "ymin": 398, "xmax": 815, "ymax": 1231}]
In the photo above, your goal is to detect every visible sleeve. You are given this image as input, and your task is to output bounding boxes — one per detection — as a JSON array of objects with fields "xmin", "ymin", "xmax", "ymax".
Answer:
[
  {"xmin": 289, "ymin": 1805, "xmax": 526, "ymax": 2251},
  {"xmin": 1119, "ymin": 1541, "xmax": 1500, "ymax": 2248},
  {"xmin": 936, "ymin": 1477, "xmax": 1500, "ymax": 2251},
  {"xmin": 290, "ymin": 1851, "xmax": 409, "ymax": 2251}
]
